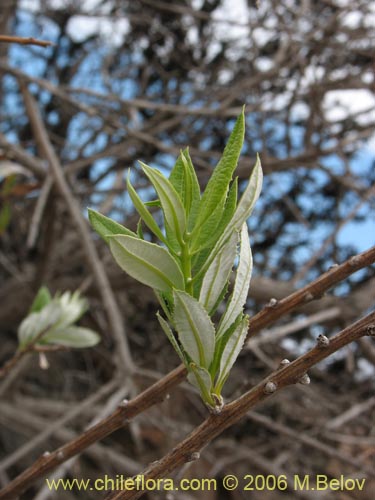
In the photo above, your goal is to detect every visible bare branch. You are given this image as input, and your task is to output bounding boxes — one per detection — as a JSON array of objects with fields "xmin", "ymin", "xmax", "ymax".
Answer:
[
  {"xmin": 0, "ymin": 35, "xmax": 53, "ymax": 47},
  {"xmin": 105, "ymin": 311, "xmax": 375, "ymax": 500},
  {"xmin": 20, "ymin": 86, "xmax": 135, "ymax": 374},
  {"xmin": 0, "ymin": 245, "xmax": 374, "ymax": 499}
]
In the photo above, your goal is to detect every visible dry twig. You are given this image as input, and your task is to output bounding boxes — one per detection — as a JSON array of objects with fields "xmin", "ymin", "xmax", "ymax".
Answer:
[
  {"xmin": 0, "ymin": 245, "xmax": 374, "ymax": 499},
  {"xmin": 0, "ymin": 35, "xmax": 53, "ymax": 48},
  {"xmin": 105, "ymin": 311, "xmax": 375, "ymax": 500}
]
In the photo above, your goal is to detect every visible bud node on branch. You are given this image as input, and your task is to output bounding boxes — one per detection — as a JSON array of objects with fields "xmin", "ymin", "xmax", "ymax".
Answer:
[
  {"xmin": 317, "ymin": 334, "xmax": 330, "ymax": 347},
  {"xmin": 264, "ymin": 381, "xmax": 277, "ymax": 394}
]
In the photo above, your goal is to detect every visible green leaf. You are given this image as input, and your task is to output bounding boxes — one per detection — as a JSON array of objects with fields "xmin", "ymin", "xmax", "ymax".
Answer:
[
  {"xmin": 193, "ymin": 109, "xmax": 245, "ymax": 233},
  {"xmin": 30, "ymin": 286, "xmax": 52, "ymax": 313},
  {"xmin": 209, "ymin": 312, "xmax": 243, "ymax": 379},
  {"xmin": 56, "ymin": 291, "xmax": 88, "ymax": 327},
  {"xmin": 199, "ymin": 230, "xmax": 238, "ymax": 314},
  {"xmin": 157, "ymin": 312, "xmax": 185, "ymax": 363},
  {"xmin": 173, "ymin": 290, "xmax": 215, "ymax": 369},
  {"xmin": 215, "ymin": 315, "xmax": 249, "ymax": 392},
  {"xmin": 144, "ymin": 199, "xmax": 161, "ymax": 208},
  {"xmin": 182, "ymin": 150, "xmax": 201, "ymax": 227},
  {"xmin": 218, "ymin": 223, "xmax": 253, "ymax": 337},
  {"xmin": 201, "ymin": 157, "xmax": 262, "ymax": 278},
  {"xmin": 218, "ymin": 177, "xmax": 238, "ymax": 234},
  {"xmin": 187, "ymin": 363, "xmax": 215, "ymax": 406},
  {"xmin": 136, "ymin": 218, "xmax": 144, "ymax": 239},
  {"xmin": 190, "ymin": 178, "xmax": 238, "ymax": 273},
  {"xmin": 40, "ymin": 326, "xmax": 100, "ymax": 348},
  {"xmin": 140, "ymin": 162, "xmax": 186, "ymax": 244},
  {"xmin": 127, "ymin": 174, "xmax": 167, "ymax": 243},
  {"xmin": 190, "ymin": 190, "xmax": 226, "ymax": 253},
  {"xmin": 109, "ymin": 235, "xmax": 184, "ymax": 292},
  {"xmin": 169, "ymin": 149, "xmax": 201, "ymax": 223},
  {"xmin": 88, "ymin": 208, "xmax": 137, "ymax": 243},
  {"xmin": 18, "ymin": 302, "xmax": 62, "ymax": 349},
  {"xmin": 228, "ymin": 154, "xmax": 263, "ymax": 233}
]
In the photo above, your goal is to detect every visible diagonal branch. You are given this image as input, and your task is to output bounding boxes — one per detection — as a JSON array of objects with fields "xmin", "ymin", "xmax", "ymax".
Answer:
[
  {"xmin": 105, "ymin": 311, "xmax": 375, "ymax": 500},
  {"xmin": 0, "ymin": 35, "xmax": 53, "ymax": 47},
  {"xmin": 0, "ymin": 245, "xmax": 374, "ymax": 499}
]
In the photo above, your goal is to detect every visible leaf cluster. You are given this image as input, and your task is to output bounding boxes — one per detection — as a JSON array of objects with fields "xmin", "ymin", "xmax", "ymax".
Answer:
[
  {"xmin": 89, "ymin": 109, "xmax": 263, "ymax": 410},
  {"xmin": 18, "ymin": 287, "xmax": 100, "ymax": 351}
]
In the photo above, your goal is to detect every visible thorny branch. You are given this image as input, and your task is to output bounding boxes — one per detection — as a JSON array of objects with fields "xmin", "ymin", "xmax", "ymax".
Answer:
[{"xmin": 0, "ymin": 245, "xmax": 374, "ymax": 499}]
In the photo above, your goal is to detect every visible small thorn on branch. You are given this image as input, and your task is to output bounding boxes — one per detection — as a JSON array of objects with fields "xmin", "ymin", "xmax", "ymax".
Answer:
[
  {"xmin": 349, "ymin": 255, "xmax": 361, "ymax": 267},
  {"xmin": 298, "ymin": 373, "xmax": 311, "ymax": 385},
  {"xmin": 279, "ymin": 358, "xmax": 291, "ymax": 368},
  {"xmin": 264, "ymin": 381, "xmax": 277, "ymax": 394},
  {"xmin": 267, "ymin": 298, "xmax": 278, "ymax": 307},
  {"xmin": 187, "ymin": 451, "xmax": 200, "ymax": 462},
  {"xmin": 328, "ymin": 263, "xmax": 339, "ymax": 270},
  {"xmin": 303, "ymin": 292, "xmax": 314, "ymax": 302},
  {"xmin": 317, "ymin": 334, "xmax": 330, "ymax": 347}
]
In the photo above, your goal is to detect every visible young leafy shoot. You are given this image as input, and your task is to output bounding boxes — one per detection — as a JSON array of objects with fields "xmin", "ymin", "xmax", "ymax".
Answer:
[
  {"xmin": 88, "ymin": 109, "xmax": 263, "ymax": 411},
  {"xmin": 18, "ymin": 288, "xmax": 100, "ymax": 351}
]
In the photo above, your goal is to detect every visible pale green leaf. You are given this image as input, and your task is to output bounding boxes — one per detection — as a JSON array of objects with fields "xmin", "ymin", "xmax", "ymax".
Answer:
[
  {"xmin": 187, "ymin": 364, "xmax": 214, "ymax": 405},
  {"xmin": 157, "ymin": 312, "xmax": 185, "ymax": 363},
  {"xmin": 109, "ymin": 235, "xmax": 184, "ymax": 292},
  {"xmin": 18, "ymin": 302, "xmax": 62, "ymax": 348},
  {"xmin": 173, "ymin": 290, "xmax": 215, "ymax": 368},
  {"xmin": 140, "ymin": 162, "xmax": 186, "ymax": 243},
  {"xmin": 199, "ymin": 230, "xmax": 238, "ymax": 314},
  {"xmin": 218, "ymin": 223, "xmax": 252, "ymax": 337},
  {"xmin": 127, "ymin": 174, "xmax": 167, "ymax": 243},
  {"xmin": 56, "ymin": 291, "xmax": 88, "ymax": 328},
  {"xmin": 229, "ymin": 154, "xmax": 263, "ymax": 233},
  {"xmin": 88, "ymin": 208, "xmax": 137, "ymax": 243},
  {"xmin": 209, "ymin": 313, "xmax": 243, "ymax": 379},
  {"xmin": 40, "ymin": 326, "xmax": 100, "ymax": 348},
  {"xmin": 215, "ymin": 315, "xmax": 249, "ymax": 392}
]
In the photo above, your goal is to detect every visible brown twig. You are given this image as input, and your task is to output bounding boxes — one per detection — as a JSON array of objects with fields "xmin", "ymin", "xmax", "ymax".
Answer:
[
  {"xmin": 105, "ymin": 311, "xmax": 375, "ymax": 500},
  {"xmin": 0, "ymin": 246, "xmax": 374, "ymax": 499},
  {"xmin": 0, "ymin": 326, "xmax": 55, "ymax": 380},
  {"xmin": 20, "ymin": 86, "xmax": 135, "ymax": 374},
  {"xmin": 0, "ymin": 350, "xmax": 25, "ymax": 380},
  {"xmin": 0, "ymin": 35, "xmax": 53, "ymax": 48},
  {"xmin": 0, "ymin": 365, "xmax": 186, "ymax": 500},
  {"xmin": 246, "ymin": 246, "xmax": 375, "ymax": 337},
  {"xmin": 247, "ymin": 411, "xmax": 375, "ymax": 476}
]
